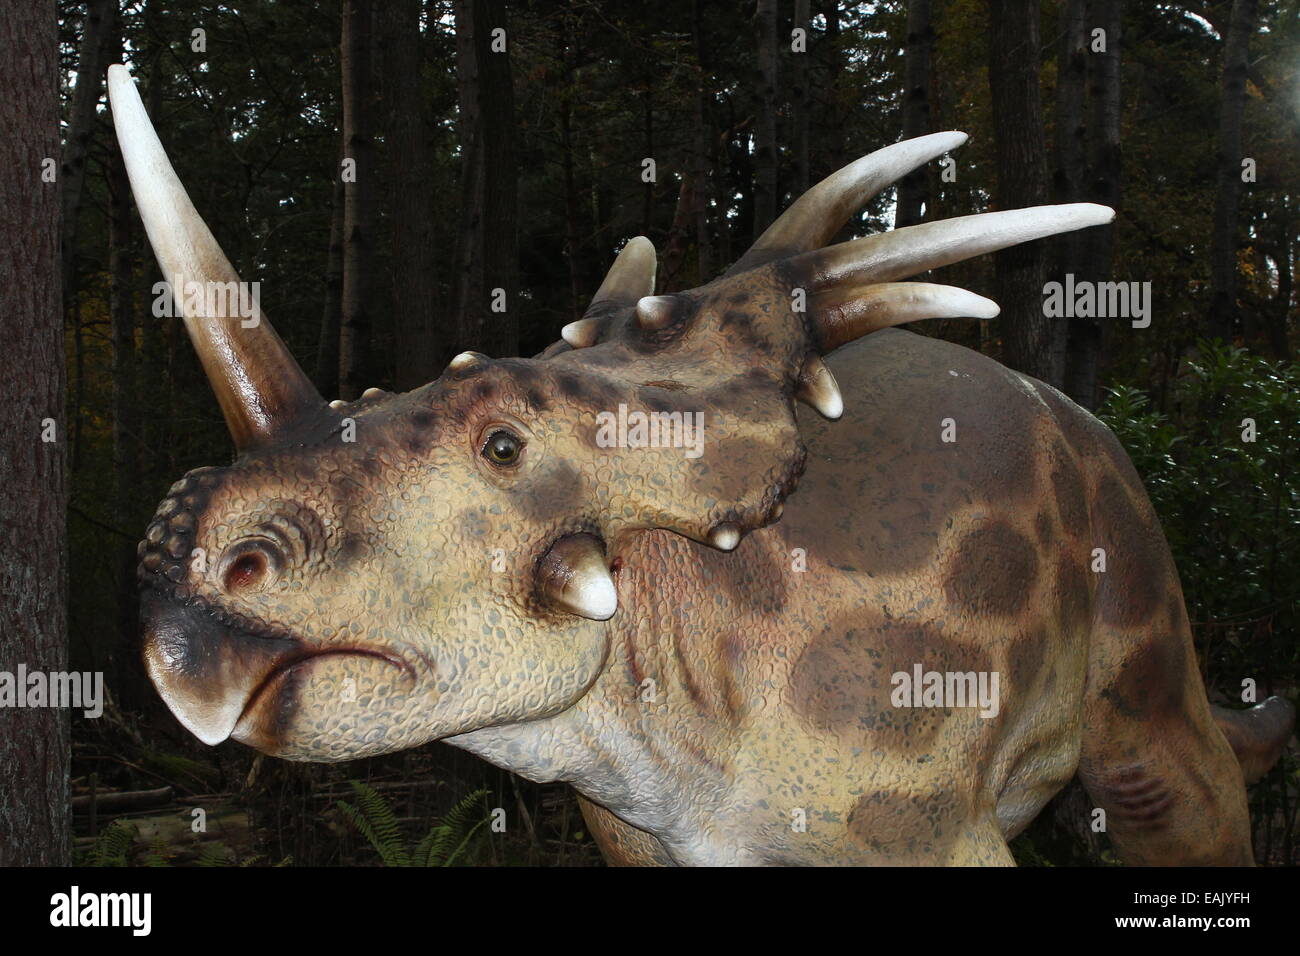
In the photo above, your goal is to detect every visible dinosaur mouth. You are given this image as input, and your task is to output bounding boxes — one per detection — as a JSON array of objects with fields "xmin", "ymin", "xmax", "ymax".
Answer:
[{"xmin": 140, "ymin": 591, "xmax": 410, "ymax": 747}]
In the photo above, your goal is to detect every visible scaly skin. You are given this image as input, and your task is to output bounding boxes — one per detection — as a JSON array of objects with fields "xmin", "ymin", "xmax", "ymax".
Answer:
[
  {"xmin": 449, "ymin": 329, "xmax": 1272, "ymax": 865},
  {"xmin": 119, "ymin": 85, "xmax": 1291, "ymax": 862}
]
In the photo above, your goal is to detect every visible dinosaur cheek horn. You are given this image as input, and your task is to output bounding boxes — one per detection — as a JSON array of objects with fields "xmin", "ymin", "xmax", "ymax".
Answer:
[{"xmin": 106, "ymin": 65, "xmax": 328, "ymax": 450}]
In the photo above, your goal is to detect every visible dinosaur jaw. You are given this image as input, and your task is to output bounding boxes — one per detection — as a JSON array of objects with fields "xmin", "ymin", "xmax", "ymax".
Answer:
[{"xmin": 140, "ymin": 591, "xmax": 411, "ymax": 750}]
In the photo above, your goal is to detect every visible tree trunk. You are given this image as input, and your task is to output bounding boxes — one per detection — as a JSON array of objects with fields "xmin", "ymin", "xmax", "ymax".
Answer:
[
  {"xmin": 452, "ymin": 0, "xmax": 518, "ymax": 358},
  {"xmin": 752, "ymin": 0, "xmax": 779, "ymax": 240},
  {"xmin": 987, "ymin": 0, "xmax": 1057, "ymax": 386},
  {"xmin": 339, "ymin": 0, "xmax": 376, "ymax": 399},
  {"xmin": 1052, "ymin": 0, "xmax": 1088, "ymax": 396},
  {"xmin": 1262, "ymin": 198, "xmax": 1293, "ymax": 360},
  {"xmin": 895, "ymin": 0, "xmax": 933, "ymax": 229},
  {"xmin": 692, "ymin": 0, "xmax": 714, "ymax": 280},
  {"xmin": 380, "ymin": 0, "xmax": 442, "ymax": 387},
  {"xmin": 1208, "ymin": 0, "xmax": 1257, "ymax": 341},
  {"xmin": 559, "ymin": 15, "xmax": 588, "ymax": 317},
  {"xmin": 1069, "ymin": 0, "xmax": 1122, "ymax": 409},
  {"xmin": 60, "ymin": 0, "xmax": 115, "ymax": 311},
  {"xmin": 791, "ymin": 0, "xmax": 811, "ymax": 196},
  {"xmin": 1051, "ymin": 0, "xmax": 1087, "ymax": 247},
  {"xmin": 0, "ymin": 0, "xmax": 69, "ymax": 866},
  {"xmin": 317, "ymin": 153, "xmax": 344, "ymax": 398},
  {"xmin": 108, "ymin": 27, "xmax": 143, "ymax": 709}
]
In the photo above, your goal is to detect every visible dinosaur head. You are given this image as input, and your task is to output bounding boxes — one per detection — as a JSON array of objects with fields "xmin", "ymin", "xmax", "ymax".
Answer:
[{"xmin": 110, "ymin": 64, "xmax": 1112, "ymax": 761}]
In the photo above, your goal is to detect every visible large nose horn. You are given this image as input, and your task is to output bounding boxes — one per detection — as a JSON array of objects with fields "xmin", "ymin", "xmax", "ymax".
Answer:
[{"xmin": 107, "ymin": 64, "xmax": 328, "ymax": 450}]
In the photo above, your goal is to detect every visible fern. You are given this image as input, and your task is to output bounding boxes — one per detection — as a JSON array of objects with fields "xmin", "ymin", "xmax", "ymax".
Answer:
[
  {"xmin": 337, "ymin": 781, "xmax": 412, "ymax": 866},
  {"xmin": 85, "ymin": 821, "xmax": 134, "ymax": 867},
  {"xmin": 143, "ymin": 837, "xmax": 171, "ymax": 867},
  {"xmin": 196, "ymin": 843, "xmax": 232, "ymax": 867},
  {"xmin": 339, "ymin": 781, "xmax": 490, "ymax": 866},
  {"xmin": 415, "ymin": 789, "xmax": 490, "ymax": 866}
]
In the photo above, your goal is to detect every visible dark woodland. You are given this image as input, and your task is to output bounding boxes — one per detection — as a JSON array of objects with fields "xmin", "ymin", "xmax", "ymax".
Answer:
[{"xmin": 1, "ymin": 0, "xmax": 1297, "ymax": 867}]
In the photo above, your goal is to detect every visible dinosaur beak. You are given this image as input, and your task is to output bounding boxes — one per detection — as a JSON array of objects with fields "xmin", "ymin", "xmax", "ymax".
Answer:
[
  {"xmin": 106, "ymin": 64, "xmax": 331, "ymax": 451},
  {"xmin": 140, "ymin": 591, "xmax": 299, "ymax": 745}
]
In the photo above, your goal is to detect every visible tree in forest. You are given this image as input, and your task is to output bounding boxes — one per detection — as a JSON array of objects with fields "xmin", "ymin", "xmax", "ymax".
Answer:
[
  {"xmin": 453, "ymin": 0, "xmax": 519, "ymax": 359},
  {"xmin": 986, "ymin": 0, "xmax": 1056, "ymax": 386},
  {"xmin": 1209, "ymin": 0, "xmax": 1259, "ymax": 341},
  {"xmin": 0, "ymin": 0, "xmax": 69, "ymax": 866},
  {"xmin": 339, "ymin": 0, "xmax": 377, "ymax": 400},
  {"xmin": 752, "ymin": 0, "xmax": 780, "ymax": 240},
  {"xmin": 59, "ymin": 0, "xmax": 115, "ymax": 313},
  {"xmin": 380, "ymin": 0, "xmax": 443, "ymax": 387},
  {"xmin": 895, "ymin": 0, "xmax": 934, "ymax": 229},
  {"xmin": 1073, "ymin": 0, "xmax": 1122, "ymax": 408}
]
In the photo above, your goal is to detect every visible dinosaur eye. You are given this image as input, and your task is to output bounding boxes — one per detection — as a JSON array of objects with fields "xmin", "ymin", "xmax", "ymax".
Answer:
[
  {"xmin": 224, "ymin": 551, "xmax": 267, "ymax": 592},
  {"xmin": 482, "ymin": 429, "xmax": 523, "ymax": 467}
]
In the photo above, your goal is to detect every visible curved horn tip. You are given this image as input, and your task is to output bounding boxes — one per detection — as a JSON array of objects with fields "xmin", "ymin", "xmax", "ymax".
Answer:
[
  {"xmin": 561, "ymin": 318, "xmax": 601, "ymax": 348},
  {"xmin": 797, "ymin": 356, "xmax": 844, "ymax": 420},
  {"xmin": 1047, "ymin": 202, "xmax": 1116, "ymax": 228},
  {"xmin": 623, "ymin": 235, "xmax": 656, "ymax": 256},
  {"xmin": 541, "ymin": 534, "xmax": 618, "ymax": 621},
  {"xmin": 921, "ymin": 129, "xmax": 969, "ymax": 150},
  {"xmin": 558, "ymin": 568, "xmax": 618, "ymax": 621},
  {"xmin": 636, "ymin": 295, "xmax": 676, "ymax": 330}
]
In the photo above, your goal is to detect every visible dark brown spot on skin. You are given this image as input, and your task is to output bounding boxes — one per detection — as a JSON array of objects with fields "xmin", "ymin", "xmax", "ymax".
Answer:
[
  {"xmin": 1007, "ymin": 627, "xmax": 1048, "ymax": 705},
  {"xmin": 846, "ymin": 789, "xmax": 962, "ymax": 860},
  {"xmin": 943, "ymin": 522, "xmax": 1038, "ymax": 617},
  {"xmin": 1100, "ymin": 633, "xmax": 1187, "ymax": 721},
  {"xmin": 637, "ymin": 388, "xmax": 678, "ymax": 413},
  {"xmin": 788, "ymin": 618, "xmax": 992, "ymax": 753},
  {"xmin": 471, "ymin": 380, "xmax": 497, "ymax": 404},
  {"xmin": 555, "ymin": 371, "xmax": 590, "ymax": 404},
  {"xmin": 525, "ymin": 386, "xmax": 550, "ymax": 412},
  {"xmin": 780, "ymin": 332, "xmax": 1054, "ymax": 576},
  {"xmin": 1048, "ymin": 439, "xmax": 1088, "ymax": 534},
  {"xmin": 512, "ymin": 461, "xmax": 583, "ymax": 522},
  {"xmin": 1092, "ymin": 474, "xmax": 1163, "ymax": 627},
  {"xmin": 1055, "ymin": 553, "xmax": 1092, "ymax": 636},
  {"xmin": 1034, "ymin": 510, "xmax": 1052, "ymax": 545},
  {"xmin": 337, "ymin": 532, "xmax": 367, "ymax": 565},
  {"xmin": 410, "ymin": 409, "xmax": 435, "ymax": 430}
]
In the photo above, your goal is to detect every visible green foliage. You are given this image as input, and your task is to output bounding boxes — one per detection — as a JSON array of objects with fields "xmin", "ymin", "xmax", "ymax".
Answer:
[
  {"xmin": 1100, "ymin": 341, "xmax": 1299, "ymax": 864},
  {"xmin": 82, "ymin": 821, "xmax": 135, "ymax": 867},
  {"xmin": 1098, "ymin": 341, "xmax": 1300, "ymax": 689},
  {"xmin": 338, "ymin": 781, "xmax": 490, "ymax": 867},
  {"xmin": 80, "ymin": 819, "xmax": 237, "ymax": 867}
]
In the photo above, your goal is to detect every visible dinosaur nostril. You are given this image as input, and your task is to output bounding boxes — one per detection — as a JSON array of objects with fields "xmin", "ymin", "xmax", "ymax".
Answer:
[{"xmin": 224, "ymin": 552, "xmax": 266, "ymax": 592}]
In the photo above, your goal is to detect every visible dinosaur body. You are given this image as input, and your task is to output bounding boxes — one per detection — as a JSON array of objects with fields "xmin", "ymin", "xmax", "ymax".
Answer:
[
  {"xmin": 454, "ymin": 329, "xmax": 1283, "ymax": 865},
  {"xmin": 108, "ymin": 63, "xmax": 1293, "ymax": 867}
]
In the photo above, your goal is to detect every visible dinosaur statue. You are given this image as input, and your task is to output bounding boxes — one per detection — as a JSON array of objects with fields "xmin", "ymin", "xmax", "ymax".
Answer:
[{"xmin": 110, "ymin": 64, "xmax": 1294, "ymax": 866}]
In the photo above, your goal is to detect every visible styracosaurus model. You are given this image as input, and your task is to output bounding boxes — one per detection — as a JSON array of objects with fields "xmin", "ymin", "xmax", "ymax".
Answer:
[{"xmin": 109, "ymin": 64, "xmax": 1294, "ymax": 866}]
